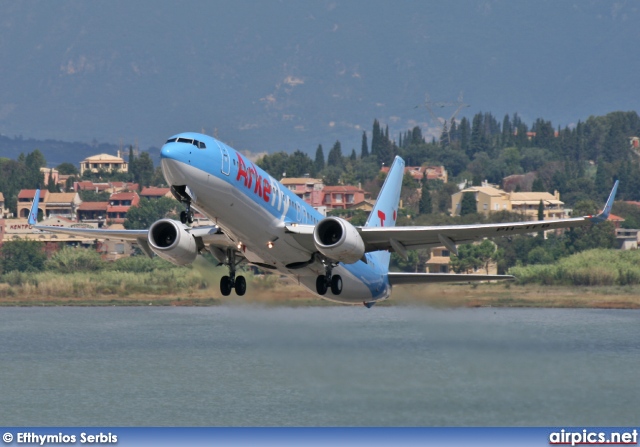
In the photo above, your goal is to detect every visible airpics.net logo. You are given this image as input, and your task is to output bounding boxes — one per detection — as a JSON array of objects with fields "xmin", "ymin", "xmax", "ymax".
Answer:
[{"xmin": 549, "ymin": 429, "xmax": 638, "ymax": 446}]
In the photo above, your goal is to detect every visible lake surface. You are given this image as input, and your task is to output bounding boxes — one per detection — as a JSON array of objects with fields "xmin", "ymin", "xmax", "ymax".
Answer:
[{"xmin": 0, "ymin": 305, "xmax": 638, "ymax": 426}]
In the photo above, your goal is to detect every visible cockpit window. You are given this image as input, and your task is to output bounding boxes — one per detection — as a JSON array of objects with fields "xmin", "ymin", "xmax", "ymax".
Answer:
[{"xmin": 167, "ymin": 137, "xmax": 206, "ymax": 149}]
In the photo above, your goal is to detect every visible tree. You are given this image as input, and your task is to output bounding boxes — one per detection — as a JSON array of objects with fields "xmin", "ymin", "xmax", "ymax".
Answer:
[
  {"xmin": 459, "ymin": 192, "xmax": 477, "ymax": 215},
  {"xmin": 46, "ymin": 168, "xmax": 58, "ymax": 192},
  {"xmin": 124, "ymin": 197, "xmax": 179, "ymax": 229},
  {"xmin": 537, "ymin": 199, "xmax": 545, "ymax": 238},
  {"xmin": 360, "ymin": 131, "xmax": 369, "ymax": 158},
  {"xmin": 327, "ymin": 141, "xmax": 344, "ymax": 170},
  {"xmin": 314, "ymin": 144, "xmax": 325, "ymax": 173},
  {"xmin": 532, "ymin": 177, "xmax": 546, "ymax": 192},
  {"xmin": 56, "ymin": 162, "xmax": 79, "ymax": 175},
  {"xmin": 132, "ymin": 152, "xmax": 154, "ymax": 187},
  {"xmin": 419, "ymin": 181, "xmax": 432, "ymax": 215},
  {"xmin": 258, "ymin": 152, "xmax": 289, "ymax": 178},
  {"xmin": 0, "ymin": 240, "xmax": 46, "ymax": 273},
  {"xmin": 286, "ymin": 150, "xmax": 314, "ymax": 177},
  {"xmin": 450, "ymin": 240, "xmax": 496, "ymax": 274},
  {"xmin": 537, "ymin": 200, "xmax": 544, "ymax": 221}
]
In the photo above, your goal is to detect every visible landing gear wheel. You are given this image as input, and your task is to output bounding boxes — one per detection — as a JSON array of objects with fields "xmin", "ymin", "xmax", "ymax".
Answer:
[
  {"xmin": 316, "ymin": 275, "xmax": 328, "ymax": 295},
  {"xmin": 180, "ymin": 211, "xmax": 188, "ymax": 224},
  {"xmin": 187, "ymin": 212, "xmax": 194, "ymax": 224},
  {"xmin": 235, "ymin": 276, "xmax": 246, "ymax": 296},
  {"xmin": 220, "ymin": 276, "xmax": 233, "ymax": 296},
  {"xmin": 330, "ymin": 275, "xmax": 343, "ymax": 295}
]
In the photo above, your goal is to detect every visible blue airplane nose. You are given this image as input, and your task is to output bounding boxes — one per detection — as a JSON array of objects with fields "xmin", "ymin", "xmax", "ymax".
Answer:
[{"xmin": 161, "ymin": 144, "xmax": 173, "ymax": 159}]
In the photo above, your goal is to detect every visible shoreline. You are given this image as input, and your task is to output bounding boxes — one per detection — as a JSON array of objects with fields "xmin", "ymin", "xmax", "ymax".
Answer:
[{"xmin": 2, "ymin": 282, "xmax": 640, "ymax": 308}]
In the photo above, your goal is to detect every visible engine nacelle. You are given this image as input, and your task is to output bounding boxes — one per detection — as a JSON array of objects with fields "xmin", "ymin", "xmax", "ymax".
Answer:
[
  {"xmin": 148, "ymin": 219, "xmax": 198, "ymax": 266},
  {"xmin": 313, "ymin": 216, "xmax": 365, "ymax": 264}
]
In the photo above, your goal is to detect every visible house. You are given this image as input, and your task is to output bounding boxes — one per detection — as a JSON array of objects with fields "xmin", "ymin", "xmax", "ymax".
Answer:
[
  {"xmin": 79, "ymin": 153, "xmax": 128, "ymax": 175},
  {"xmin": 0, "ymin": 193, "xmax": 9, "ymax": 218},
  {"xmin": 321, "ymin": 185, "xmax": 370, "ymax": 210},
  {"xmin": 0, "ymin": 217, "xmax": 97, "ymax": 246},
  {"xmin": 74, "ymin": 181, "xmax": 139, "ymax": 193},
  {"xmin": 140, "ymin": 187, "xmax": 173, "ymax": 200},
  {"xmin": 40, "ymin": 167, "xmax": 59, "ymax": 186},
  {"xmin": 44, "ymin": 192, "xmax": 81, "ymax": 219},
  {"xmin": 607, "ymin": 213, "xmax": 625, "ymax": 230},
  {"xmin": 107, "ymin": 192, "xmax": 140, "ymax": 224},
  {"xmin": 381, "ymin": 165, "xmax": 448, "ymax": 183},
  {"xmin": 280, "ymin": 178, "xmax": 324, "ymax": 207},
  {"xmin": 17, "ymin": 189, "xmax": 47, "ymax": 218},
  {"xmin": 451, "ymin": 184, "xmax": 567, "ymax": 220},
  {"xmin": 77, "ymin": 202, "xmax": 109, "ymax": 226},
  {"xmin": 426, "ymin": 246, "xmax": 453, "ymax": 273},
  {"xmin": 425, "ymin": 244, "xmax": 498, "ymax": 275},
  {"xmin": 616, "ymin": 228, "xmax": 638, "ymax": 250}
]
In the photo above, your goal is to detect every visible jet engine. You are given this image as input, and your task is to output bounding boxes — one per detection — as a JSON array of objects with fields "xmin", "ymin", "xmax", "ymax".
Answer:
[
  {"xmin": 148, "ymin": 219, "xmax": 198, "ymax": 266},
  {"xmin": 313, "ymin": 216, "xmax": 365, "ymax": 264}
]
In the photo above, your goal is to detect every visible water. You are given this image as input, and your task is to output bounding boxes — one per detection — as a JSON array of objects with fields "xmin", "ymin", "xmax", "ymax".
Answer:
[{"xmin": 0, "ymin": 305, "xmax": 638, "ymax": 426}]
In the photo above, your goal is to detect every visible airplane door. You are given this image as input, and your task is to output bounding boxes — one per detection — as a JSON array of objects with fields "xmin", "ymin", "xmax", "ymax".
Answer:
[{"xmin": 218, "ymin": 142, "xmax": 230, "ymax": 176}]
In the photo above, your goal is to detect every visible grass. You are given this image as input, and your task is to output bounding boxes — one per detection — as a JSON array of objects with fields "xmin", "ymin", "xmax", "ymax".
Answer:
[
  {"xmin": 2, "ymin": 248, "xmax": 640, "ymax": 308},
  {"xmin": 510, "ymin": 249, "xmax": 640, "ymax": 286}
]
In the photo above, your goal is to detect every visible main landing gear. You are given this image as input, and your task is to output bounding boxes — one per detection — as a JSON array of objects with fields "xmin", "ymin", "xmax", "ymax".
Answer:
[
  {"xmin": 179, "ymin": 200, "xmax": 194, "ymax": 225},
  {"xmin": 315, "ymin": 263, "xmax": 342, "ymax": 296},
  {"xmin": 220, "ymin": 248, "xmax": 246, "ymax": 296}
]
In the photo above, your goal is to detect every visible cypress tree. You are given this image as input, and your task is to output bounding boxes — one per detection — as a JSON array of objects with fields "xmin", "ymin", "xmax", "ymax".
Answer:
[
  {"xmin": 419, "ymin": 180, "xmax": 432, "ymax": 215},
  {"xmin": 371, "ymin": 119, "xmax": 381, "ymax": 156},
  {"xmin": 327, "ymin": 141, "xmax": 344, "ymax": 170},
  {"xmin": 360, "ymin": 131, "xmax": 369, "ymax": 158},
  {"xmin": 314, "ymin": 144, "xmax": 325, "ymax": 173}
]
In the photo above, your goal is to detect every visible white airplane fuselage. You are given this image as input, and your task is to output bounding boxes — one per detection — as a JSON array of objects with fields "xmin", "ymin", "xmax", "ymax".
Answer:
[{"xmin": 160, "ymin": 132, "xmax": 392, "ymax": 305}]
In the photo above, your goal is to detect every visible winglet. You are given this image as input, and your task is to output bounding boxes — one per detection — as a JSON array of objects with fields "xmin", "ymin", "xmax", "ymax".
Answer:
[
  {"xmin": 588, "ymin": 180, "xmax": 619, "ymax": 223},
  {"xmin": 27, "ymin": 189, "xmax": 40, "ymax": 226}
]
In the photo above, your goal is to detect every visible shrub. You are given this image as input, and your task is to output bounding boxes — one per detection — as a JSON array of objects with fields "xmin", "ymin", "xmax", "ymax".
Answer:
[{"xmin": 45, "ymin": 247, "xmax": 106, "ymax": 274}]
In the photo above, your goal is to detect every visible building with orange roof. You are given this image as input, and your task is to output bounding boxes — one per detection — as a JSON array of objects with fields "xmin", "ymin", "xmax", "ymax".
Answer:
[
  {"xmin": 321, "ymin": 185, "xmax": 370, "ymax": 210},
  {"xmin": 17, "ymin": 189, "xmax": 48, "ymax": 218},
  {"xmin": 44, "ymin": 192, "xmax": 81, "ymax": 219},
  {"xmin": 280, "ymin": 177, "xmax": 324, "ymax": 208},
  {"xmin": 107, "ymin": 192, "xmax": 140, "ymax": 224},
  {"xmin": 79, "ymin": 153, "xmax": 128, "ymax": 175},
  {"xmin": 380, "ymin": 165, "xmax": 448, "ymax": 183},
  {"xmin": 77, "ymin": 202, "xmax": 109, "ymax": 226},
  {"xmin": 140, "ymin": 187, "xmax": 172, "ymax": 200}
]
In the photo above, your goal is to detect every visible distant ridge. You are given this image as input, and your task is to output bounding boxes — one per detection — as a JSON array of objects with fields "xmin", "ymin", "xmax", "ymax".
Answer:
[{"xmin": 0, "ymin": 135, "xmax": 161, "ymax": 167}]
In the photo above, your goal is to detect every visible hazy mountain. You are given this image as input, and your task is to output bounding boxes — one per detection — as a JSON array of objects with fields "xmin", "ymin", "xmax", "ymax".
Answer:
[{"xmin": 0, "ymin": 0, "xmax": 638, "ymax": 158}]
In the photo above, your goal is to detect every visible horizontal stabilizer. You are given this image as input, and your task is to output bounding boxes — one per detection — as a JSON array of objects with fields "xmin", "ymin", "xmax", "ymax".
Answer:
[{"xmin": 388, "ymin": 272, "xmax": 514, "ymax": 285}]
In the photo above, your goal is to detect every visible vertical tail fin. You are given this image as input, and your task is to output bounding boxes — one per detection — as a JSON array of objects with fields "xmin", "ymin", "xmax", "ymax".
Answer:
[
  {"xmin": 365, "ymin": 156, "xmax": 405, "ymax": 229},
  {"xmin": 364, "ymin": 156, "xmax": 405, "ymax": 271},
  {"xmin": 28, "ymin": 189, "xmax": 41, "ymax": 225}
]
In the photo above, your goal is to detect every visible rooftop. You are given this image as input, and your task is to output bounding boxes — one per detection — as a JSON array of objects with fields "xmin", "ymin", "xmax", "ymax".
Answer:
[{"xmin": 82, "ymin": 154, "xmax": 126, "ymax": 162}]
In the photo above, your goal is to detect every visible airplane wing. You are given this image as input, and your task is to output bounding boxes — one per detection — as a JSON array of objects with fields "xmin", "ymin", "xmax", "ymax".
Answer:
[
  {"xmin": 286, "ymin": 180, "xmax": 619, "ymax": 257},
  {"xmin": 27, "ymin": 189, "xmax": 237, "ymax": 260},
  {"xmin": 387, "ymin": 272, "xmax": 514, "ymax": 285}
]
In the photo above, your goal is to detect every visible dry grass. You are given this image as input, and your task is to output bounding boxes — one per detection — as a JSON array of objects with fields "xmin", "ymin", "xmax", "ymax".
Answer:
[{"xmin": 1, "ymin": 268, "xmax": 640, "ymax": 308}]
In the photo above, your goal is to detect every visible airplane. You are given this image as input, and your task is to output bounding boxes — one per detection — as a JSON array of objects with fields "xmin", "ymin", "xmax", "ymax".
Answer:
[{"xmin": 28, "ymin": 132, "xmax": 619, "ymax": 307}]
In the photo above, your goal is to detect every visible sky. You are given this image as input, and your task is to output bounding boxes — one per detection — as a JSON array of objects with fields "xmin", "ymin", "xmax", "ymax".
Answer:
[{"xmin": 0, "ymin": 0, "xmax": 638, "ymax": 155}]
